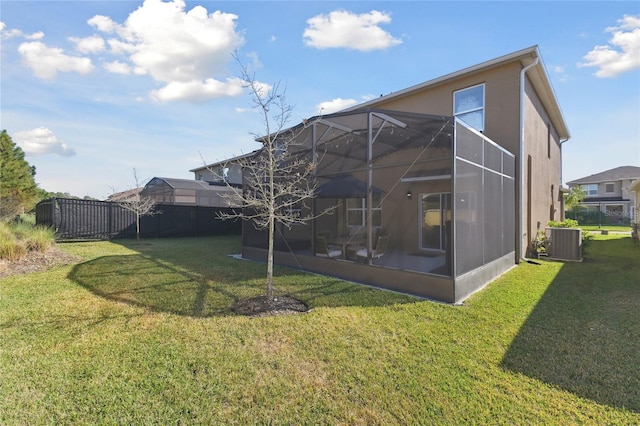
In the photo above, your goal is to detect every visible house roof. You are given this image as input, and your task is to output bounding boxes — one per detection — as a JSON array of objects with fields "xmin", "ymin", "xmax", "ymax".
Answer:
[
  {"xmin": 149, "ymin": 177, "xmax": 235, "ymax": 192},
  {"xmin": 189, "ymin": 151, "xmax": 259, "ymax": 173},
  {"xmin": 106, "ymin": 187, "xmax": 143, "ymax": 202},
  {"xmin": 342, "ymin": 45, "xmax": 570, "ymax": 141},
  {"xmin": 566, "ymin": 166, "xmax": 640, "ymax": 185}
]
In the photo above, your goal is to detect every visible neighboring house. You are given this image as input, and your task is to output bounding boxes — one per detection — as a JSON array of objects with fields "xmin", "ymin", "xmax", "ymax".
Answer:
[
  {"xmin": 630, "ymin": 178, "xmax": 640, "ymax": 225},
  {"xmin": 141, "ymin": 177, "xmax": 239, "ymax": 208},
  {"xmin": 190, "ymin": 151, "xmax": 258, "ymax": 186},
  {"xmin": 106, "ymin": 187, "xmax": 142, "ymax": 203},
  {"xmin": 240, "ymin": 45, "xmax": 570, "ymax": 304},
  {"xmin": 566, "ymin": 166, "xmax": 640, "ymax": 225}
]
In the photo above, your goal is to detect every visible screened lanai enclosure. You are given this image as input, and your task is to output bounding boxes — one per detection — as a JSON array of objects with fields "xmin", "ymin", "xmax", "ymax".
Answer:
[{"xmin": 242, "ymin": 109, "xmax": 516, "ymax": 303}]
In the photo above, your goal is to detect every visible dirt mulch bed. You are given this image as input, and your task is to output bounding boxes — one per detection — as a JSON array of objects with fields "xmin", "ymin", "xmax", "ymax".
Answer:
[
  {"xmin": 233, "ymin": 295, "xmax": 309, "ymax": 317},
  {"xmin": 0, "ymin": 247, "xmax": 81, "ymax": 279}
]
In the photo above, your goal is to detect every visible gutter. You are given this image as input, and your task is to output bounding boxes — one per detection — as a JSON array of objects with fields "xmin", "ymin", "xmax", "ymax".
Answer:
[{"xmin": 518, "ymin": 56, "xmax": 539, "ymax": 262}]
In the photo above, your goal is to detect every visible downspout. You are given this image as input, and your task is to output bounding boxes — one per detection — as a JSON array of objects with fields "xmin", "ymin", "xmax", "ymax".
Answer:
[
  {"xmin": 559, "ymin": 137, "xmax": 570, "ymax": 219},
  {"xmin": 519, "ymin": 56, "xmax": 538, "ymax": 261}
]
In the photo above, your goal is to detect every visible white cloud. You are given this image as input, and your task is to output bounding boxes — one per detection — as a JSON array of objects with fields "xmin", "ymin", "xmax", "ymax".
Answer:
[
  {"xmin": 106, "ymin": 38, "xmax": 137, "ymax": 55},
  {"xmin": 13, "ymin": 127, "xmax": 76, "ymax": 157},
  {"xmin": 0, "ymin": 21, "xmax": 44, "ymax": 40},
  {"xmin": 316, "ymin": 97, "xmax": 359, "ymax": 114},
  {"xmin": 303, "ymin": 10, "xmax": 402, "ymax": 51},
  {"xmin": 69, "ymin": 35, "xmax": 105, "ymax": 54},
  {"xmin": 579, "ymin": 14, "xmax": 640, "ymax": 78},
  {"xmin": 151, "ymin": 77, "xmax": 245, "ymax": 102},
  {"xmin": 104, "ymin": 60, "xmax": 132, "ymax": 74},
  {"xmin": 18, "ymin": 41, "xmax": 93, "ymax": 80},
  {"xmin": 87, "ymin": 15, "xmax": 119, "ymax": 34},
  {"xmin": 552, "ymin": 65, "xmax": 569, "ymax": 83},
  {"xmin": 90, "ymin": 0, "xmax": 245, "ymax": 103}
]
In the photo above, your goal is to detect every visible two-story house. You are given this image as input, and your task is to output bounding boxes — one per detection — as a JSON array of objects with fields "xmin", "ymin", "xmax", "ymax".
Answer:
[
  {"xmin": 190, "ymin": 151, "xmax": 258, "ymax": 187},
  {"xmin": 567, "ymin": 166, "xmax": 640, "ymax": 225},
  {"xmin": 240, "ymin": 45, "xmax": 571, "ymax": 303}
]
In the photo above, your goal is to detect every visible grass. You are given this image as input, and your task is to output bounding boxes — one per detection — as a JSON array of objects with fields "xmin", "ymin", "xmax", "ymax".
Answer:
[
  {"xmin": 0, "ymin": 219, "xmax": 55, "ymax": 260},
  {"xmin": 1, "ymin": 235, "xmax": 639, "ymax": 424},
  {"xmin": 579, "ymin": 224, "xmax": 632, "ymax": 233}
]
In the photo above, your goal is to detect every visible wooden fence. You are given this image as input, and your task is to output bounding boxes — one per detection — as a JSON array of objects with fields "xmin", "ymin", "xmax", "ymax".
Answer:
[{"xmin": 36, "ymin": 198, "xmax": 241, "ymax": 240}]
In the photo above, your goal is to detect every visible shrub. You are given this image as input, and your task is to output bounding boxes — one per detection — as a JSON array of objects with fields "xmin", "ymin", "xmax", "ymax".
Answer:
[
  {"xmin": 548, "ymin": 219, "xmax": 579, "ymax": 228},
  {"xmin": 24, "ymin": 226, "xmax": 55, "ymax": 252},
  {"xmin": 0, "ymin": 238, "xmax": 27, "ymax": 261},
  {"xmin": 0, "ymin": 221, "xmax": 55, "ymax": 260}
]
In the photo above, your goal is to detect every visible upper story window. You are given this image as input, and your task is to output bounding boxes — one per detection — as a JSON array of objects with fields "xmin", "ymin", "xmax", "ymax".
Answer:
[
  {"xmin": 582, "ymin": 184, "xmax": 597, "ymax": 196},
  {"xmin": 605, "ymin": 183, "xmax": 615, "ymax": 193},
  {"xmin": 454, "ymin": 84, "xmax": 485, "ymax": 132}
]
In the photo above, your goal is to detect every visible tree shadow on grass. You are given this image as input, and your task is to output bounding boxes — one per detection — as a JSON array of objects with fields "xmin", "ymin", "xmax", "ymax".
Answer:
[
  {"xmin": 68, "ymin": 238, "xmax": 418, "ymax": 318},
  {"xmin": 501, "ymin": 238, "xmax": 640, "ymax": 412}
]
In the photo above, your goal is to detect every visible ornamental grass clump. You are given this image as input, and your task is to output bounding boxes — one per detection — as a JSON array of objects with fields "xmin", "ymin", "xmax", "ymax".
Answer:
[{"xmin": 0, "ymin": 221, "xmax": 55, "ymax": 260}]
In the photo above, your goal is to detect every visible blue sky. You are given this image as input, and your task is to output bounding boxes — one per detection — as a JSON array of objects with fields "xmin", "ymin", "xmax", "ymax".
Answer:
[{"xmin": 1, "ymin": 0, "xmax": 639, "ymax": 199}]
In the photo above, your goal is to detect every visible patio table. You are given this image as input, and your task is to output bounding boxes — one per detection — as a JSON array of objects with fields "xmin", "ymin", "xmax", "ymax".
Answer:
[{"xmin": 328, "ymin": 236, "xmax": 365, "ymax": 259}]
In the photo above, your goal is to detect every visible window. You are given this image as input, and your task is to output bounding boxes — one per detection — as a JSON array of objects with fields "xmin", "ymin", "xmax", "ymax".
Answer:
[
  {"xmin": 454, "ymin": 84, "xmax": 485, "ymax": 132},
  {"xmin": 605, "ymin": 183, "xmax": 615, "ymax": 193},
  {"xmin": 346, "ymin": 197, "xmax": 382, "ymax": 227},
  {"xmin": 582, "ymin": 184, "xmax": 597, "ymax": 196}
]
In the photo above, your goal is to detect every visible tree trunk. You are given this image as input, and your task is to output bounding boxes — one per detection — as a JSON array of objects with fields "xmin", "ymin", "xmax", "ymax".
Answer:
[
  {"xmin": 266, "ymin": 215, "xmax": 274, "ymax": 299},
  {"xmin": 136, "ymin": 213, "xmax": 141, "ymax": 244}
]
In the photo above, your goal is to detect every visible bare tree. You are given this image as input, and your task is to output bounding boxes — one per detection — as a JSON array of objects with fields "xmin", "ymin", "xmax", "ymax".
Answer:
[
  {"xmin": 117, "ymin": 168, "xmax": 160, "ymax": 244},
  {"xmin": 215, "ymin": 56, "xmax": 333, "ymax": 301}
]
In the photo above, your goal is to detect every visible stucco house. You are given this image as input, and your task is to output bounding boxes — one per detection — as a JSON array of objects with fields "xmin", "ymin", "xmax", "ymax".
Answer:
[
  {"xmin": 567, "ymin": 166, "xmax": 640, "ymax": 225},
  {"xmin": 190, "ymin": 152, "xmax": 258, "ymax": 187},
  {"xmin": 240, "ymin": 45, "xmax": 570, "ymax": 303}
]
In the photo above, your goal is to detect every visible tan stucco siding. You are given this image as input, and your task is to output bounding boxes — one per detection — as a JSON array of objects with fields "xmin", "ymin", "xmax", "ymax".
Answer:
[
  {"xmin": 366, "ymin": 62, "xmax": 522, "ymax": 155},
  {"xmin": 523, "ymin": 76, "xmax": 562, "ymax": 248}
]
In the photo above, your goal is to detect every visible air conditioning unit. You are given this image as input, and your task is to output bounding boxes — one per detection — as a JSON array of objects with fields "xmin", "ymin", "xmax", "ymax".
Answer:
[{"xmin": 546, "ymin": 227, "xmax": 582, "ymax": 261}]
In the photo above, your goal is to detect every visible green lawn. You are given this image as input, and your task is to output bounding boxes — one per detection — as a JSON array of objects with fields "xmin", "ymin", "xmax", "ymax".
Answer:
[
  {"xmin": 1, "ymin": 235, "xmax": 639, "ymax": 424},
  {"xmin": 579, "ymin": 224, "xmax": 632, "ymax": 233}
]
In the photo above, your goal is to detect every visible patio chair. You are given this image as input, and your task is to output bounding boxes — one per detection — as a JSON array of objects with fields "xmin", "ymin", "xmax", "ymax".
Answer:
[
  {"xmin": 317, "ymin": 231, "xmax": 339, "ymax": 250},
  {"xmin": 315, "ymin": 236, "xmax": 343, "ymax": 259},
  {"xmin": 355, "ymin": 235, "xmax": 389, "ymax": 260}
]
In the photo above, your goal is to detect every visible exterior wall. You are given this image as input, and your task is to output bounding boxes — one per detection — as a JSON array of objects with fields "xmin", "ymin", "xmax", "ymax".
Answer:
[
  {"xmin": 194, "ymin": 163, "xmax": 243, "ymax": 185},
  {"xmin": 522, "ymin": 75, "xmax": 563, "ymax": 250},
  {"xmin": 360, "ymin": 61, "xmax": 562, "ymax": 258},
  {"xmin": 368, "ymin": 62, "xmax": 522, "ymax": 155},
  {"xmin": 632, "ymin": 182, "xmax": 640, "ymax": 224}
]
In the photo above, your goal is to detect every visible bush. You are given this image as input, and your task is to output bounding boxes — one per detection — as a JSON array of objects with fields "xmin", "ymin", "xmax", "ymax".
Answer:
[
  {"xmin": 24, "ymin": 226, "xmax": 55, "ymax": 251},
  {"xmin": 0, "ymin": 221, "xmax": 55, "ymax": 260},
  {"xmin": 548, "ymin": 219, "xmax": 579, "ymax": 228},
  {"xmin": 0, "ymin": 238, "xmax": 27, "ymax": 261}
]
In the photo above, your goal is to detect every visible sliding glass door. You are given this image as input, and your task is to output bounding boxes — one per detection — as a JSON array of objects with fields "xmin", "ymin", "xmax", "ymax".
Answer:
[{"xmin": 420, "ymin": 193, "xmax": 451, "ymax": 251}]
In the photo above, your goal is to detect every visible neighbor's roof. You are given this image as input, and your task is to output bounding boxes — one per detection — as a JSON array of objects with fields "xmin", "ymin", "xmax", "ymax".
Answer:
[
  {"xmin": 150, "ymin": 177, "xmax": 234, "ymax": 192},
  {"xmin": 567, "ymin": 166, "xmax": 640, "ymax": 185},
  {"xmin": 342, "ymin": 45, "xmax": 570, "ymax": 141},
  {"xmin": 189, "ymin": 151, "xmax": 259, "ymax": 173},
  {"xmin": 106, "ymin": 187, "xmax": 143, "ymax": 202}
]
